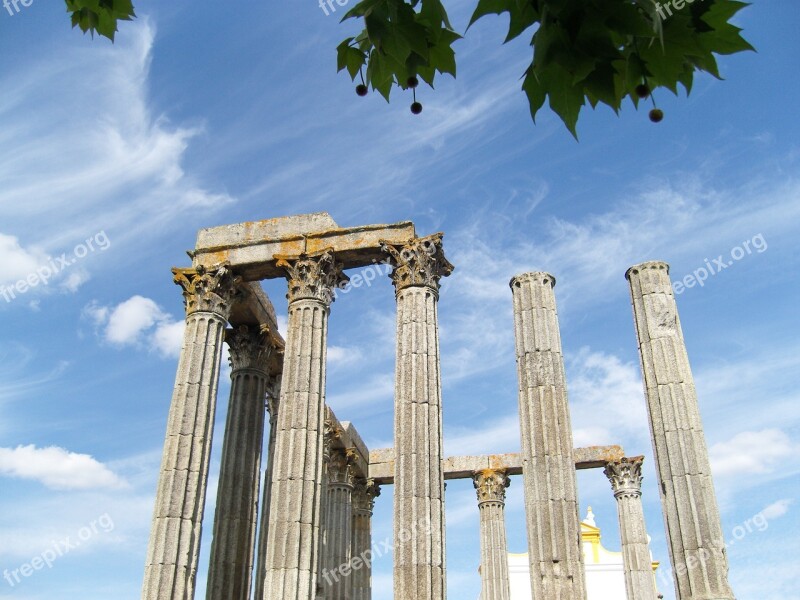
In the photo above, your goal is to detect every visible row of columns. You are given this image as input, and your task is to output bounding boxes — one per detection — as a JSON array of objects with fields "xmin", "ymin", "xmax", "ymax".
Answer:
[
  {"xmin": 471, "ymin": 461, "xmax": 657, "ymax": 600},
  {"xmin": 142, "ymin": 240, "xmax": 733, "ymax": 600}
]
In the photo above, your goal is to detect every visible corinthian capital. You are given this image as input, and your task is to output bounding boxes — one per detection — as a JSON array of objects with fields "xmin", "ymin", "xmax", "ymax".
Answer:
[
  {"xmin": 353, "ymin": 478, "xmax": 381, "ymax": 516},
  {"xmin": 604, "ymin": 456, "xmax": 644, "ymax": 499},
  {"xmin": 172, "ymin": 263, "xmax": 240, "ymax": 317},
  {"xmin": 225, "ymin": 325, "xmax": 272, "ymax": 373},
  {"xmin": 275, "ymin": 250, "xmax": 349, "ymax": 306},
  {"xmin": 381, "ymin": 233, "xmax": 454, "ymax": 295},
  {"xmin": 328, "ymin": 448, "xmax": 357, "ymax": 488},
  {"xmin": 473, "ymin": 469, "xmax": 510, "ymax": 505}
]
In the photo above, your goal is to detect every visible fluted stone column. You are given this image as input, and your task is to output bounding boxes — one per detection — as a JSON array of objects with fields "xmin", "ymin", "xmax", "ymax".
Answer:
[
  {"xmin": 316, "ymin": 415, "xmax": 341, "ymax": 600},
  {"xmin": 382, "ymin": 234, "xmax": 453, "ymax": 600},
  {"xmin": 604, "ymin": 457, "xmax": 658, "ymax": 600},
  {"xmin": 351, "ymin": 479, "xmax": 380, "ymax": 600},
  {"xmin": 206, "ymin": 326, "xmax": 272, "ymax": 600},
  {"xmin": 142, "ymin": 264, "xmax": 239, "ymax": 600},
  {"xmin": 321, "ymin": 449, "xmax": 356, "ymax": 599},
  {"xmin": 261, "ymin": 251, "xmax": 348, "ymax": 600},
  {"xmin": 253, "ymin": 384, "xmax": 280, "ymax": 600},
  {"xmin": 509, "ymin": 272, "xmax": 586, "ymax": 600},
  {"xmin": 473, "ymin": 470, "xmax": 512, "ymax": 600},
  {"xmin": 626, "ymin": 262, "xmax": 734, "ymax": 600}
]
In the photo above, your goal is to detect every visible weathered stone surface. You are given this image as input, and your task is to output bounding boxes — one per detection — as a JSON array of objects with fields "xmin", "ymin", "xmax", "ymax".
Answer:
[
  {"xmin": 510, "ymin": 271, "xmax": 587, "ymax": 600},
  {"xmin": 351, "ymin": 479, "xmax": 380, "ymax": 600},
  {"xmin": 473, "ymin": 470, "xmax": 512, "ymax": 600},
  {"xmin": 321, "ymin": 449, "xmax": 357, "ymax": 600},
  {"xmin": 142, "ymin": 265, "xmax": 236, "ymax": 600},
  {"xmin": 626, "ymin": 262, "xmax": 734, "ymax": 600},
  {"xmin": 386, "ymin": 236, "xmax": 452, "ymax": 600},
  {"xmin": 604, "ymin": 457, "xmax": 658, "ymax": 600},
  {"xmin": 206, "ymin": 327, "xmax": 272, "ymax": 600},
  {"xmin": 191, "ymin": 213, "xmax": 416, "ymax": 282},
  {"xmin": 261, "ymin": 253, "xmax": 348, "ymax": 600},
  {"xmin": 367, "ymin": 446, "xmax": 625, "ymax": 484}
]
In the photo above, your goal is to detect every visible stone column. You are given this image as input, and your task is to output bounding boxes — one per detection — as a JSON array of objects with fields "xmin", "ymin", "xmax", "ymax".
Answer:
[
  {"xmin": 253, "ymin": 384, "xmax": 281, "ymax": 600},
  {"xmin": 473, "ymin": 470, "xmax": 512, "ymax": 600},
  {"xmin": 321, "ymin": 449, "xmax": 356, "ymax": 599},
  {"xmin": 351, "ymin": 479, "xmax": 380, "ymax": 600},
  {"xmin": 625, "ymin": 262, "xmax": 734, "ymax": 600},
  {"xmin": 261, "ymin": 251, "xmax": 348, "ymax": 600},
  {"xmin": 206, "ymin": 325, "xmax": 272, "ymax": 600},
  {"xmin": 509, "ymin": 272, "xmax": 586, "ymax": 600},
  {"xmin": 604, "ymin": 457, "xmax": 658, "ymax": 600},
  {"xmin": 382, "ymin": 234, "xmax": 453, "ymax": 600},
  {"xmin": 316, "ymin": 414, "xmax": 340, "ymax": 600},
  {"xmin": 142, "ymin": 264, "xmax": 239, "ymax": 600}
]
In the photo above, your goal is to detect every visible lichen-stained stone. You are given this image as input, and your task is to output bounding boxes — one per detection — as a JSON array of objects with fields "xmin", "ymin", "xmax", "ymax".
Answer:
[
  {"xmin": 605, "ymin": 457, "xmax": 659, "ymax": 600},
  {"xmin": 261, "ymin": 251, "xmax": 348, "ymax": 600},
  {"xmin": 382, "ymin": 234, "xmax": 453, "ymax": 600},
  {"xmin": 473, "ymin": 470, "xmax": 512, "ymax": 600},
  {"xmin": 142, "ymin": 264, "xmax": 239, "ymax": 600},
  {"xmin": 626, "ymin": 262, "xmax": 734, "ymax": 600},
  {"xmin": 510, "ymin": 272, "xmax": 587, "ymax": 600}
]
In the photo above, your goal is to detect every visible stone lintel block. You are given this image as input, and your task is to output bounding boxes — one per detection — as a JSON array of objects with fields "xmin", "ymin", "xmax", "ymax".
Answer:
[
  {"xmin": 191, "ymin": 214, "xmax": 417, "ymax": 281},
  {"xmin": 368, "ymin": 445, "xmax": 625, "ymax": 484}
]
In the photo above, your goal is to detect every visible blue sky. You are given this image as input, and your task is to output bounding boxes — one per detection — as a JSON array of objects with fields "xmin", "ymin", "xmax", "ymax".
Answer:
[{"xmin": 0, "ymin": 2, "xmax": 798, "ymax": 599}]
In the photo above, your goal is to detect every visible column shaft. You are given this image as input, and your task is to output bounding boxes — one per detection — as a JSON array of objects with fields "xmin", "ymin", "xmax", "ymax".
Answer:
[
  {"xmin": 383, "ymin": 234, "xmax": 453, "ymax": 600},
  {"xmin": 142, "ymin": 264, "xmax": 238, "ymax": 600},
  {"xmin": 253, "ymin": 390, "xmax": 280, "ymax": 600},
  {"xmin": 510, "ymin": 272, "xmax": 586, "ymax": 600},
  {"xmin": 605, "ymin": 457, "xmax": 658, "ymax": 600},
  {"xmin": 206, "ymin": 327, "xmax": 271, "ymax": 600},
  {"xmin": 473, "ymin": 470, "xmax": 511, "ymax": 600},
  {"xmin": 626, "ymin": 262, "xmax": 734, "ymax": 600},
  {"xmin": 261, "ymin": 252, "xmax": 347, "ymax": 600},
  {"xmin": 321, "ymin": 449, "xmax": 355, "ymax": 600},
  {"xmin": 351, "ymin": 479, "xmax": 380, "ymax": 600}
]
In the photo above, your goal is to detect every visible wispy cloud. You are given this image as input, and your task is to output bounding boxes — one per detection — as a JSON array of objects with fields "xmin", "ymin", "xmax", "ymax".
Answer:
[{"xmin": 0, "ymin": 445, "xmax": 128, "ymax": 490}]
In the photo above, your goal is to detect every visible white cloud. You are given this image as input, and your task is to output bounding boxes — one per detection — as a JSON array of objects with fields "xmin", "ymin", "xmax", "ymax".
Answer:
[
  {"xmin": 0, "ymin": 445, "xmax": 127, "ymax": 490},
  {"xmin": 0, "ymin": 233, "xmax": 48, "ymax": 285},
  {"xmin": 760, "ymin": 498, "xmax": 793, "ymax": 521},
  {"xmin": 85, "ymin": 295, "xmax": 183, "ymax": 358},
  {"xmin": 710, "ymin": 429, "xmax": 799, "ymax": 478},
  {"xmin": 327, "ymin": 345, "xmax": 364, "ymax": 369}
]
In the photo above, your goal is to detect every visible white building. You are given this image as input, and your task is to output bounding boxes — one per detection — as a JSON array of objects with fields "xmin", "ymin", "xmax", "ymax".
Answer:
[{"xmin": 506, "ymin": 508, "xmax": 661, "ymax": 600}]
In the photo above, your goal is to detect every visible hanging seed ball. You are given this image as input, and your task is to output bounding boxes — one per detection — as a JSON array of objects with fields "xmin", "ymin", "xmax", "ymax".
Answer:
[
  {"xmin": 635, "ymin": 83, "xmax": 650, "ymax": 99},
  {"xmin": 649, "ymin": 108, "xmax": 664, "ymax": 123},
  {"xmin": 407, "ymin": 76, "xmax": 419, "ymax": 89},
  {"xmin": 410, "ymin": 101, "xmax": 423, "ymax": 114},
  {"xmin": 355, "ymin": 84, "xmax": 368, "ymax": 97}
]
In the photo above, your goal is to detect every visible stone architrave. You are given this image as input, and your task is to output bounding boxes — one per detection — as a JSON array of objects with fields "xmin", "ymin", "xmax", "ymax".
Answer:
[
  {"xmin": 321, "ymin": 448, "xmax": 357, "ymax": 600},
  {"xmin": 473, "ymin": 470, "xmax": 512, "ymax": 600},
  {"xmin": 509, "ymin": 272, "xmax": 587, "ymax": 600},
  {"xmin": 253, "ymin": 381, "xmax": 281, "ymax": 600},
  {"xmin": 142, "ymin": 264, "xmax": 239, "ymax": 600},
  {"xmin": 260, "ymin": 251, "xmax": 349, "ymax": 600},
  {"xmin": 206, "ymin": 325, "xmax": 272, "ymax": 600},
  {"xmin": 604, "ymin": 457, "xmax": 658, "ymax": 600},
  {"xmin": 382, "ymin": 234, "xmax": 453, "ymax": 600},
  {"xmin": 351, "ymin": 479, "xmax": 380, "ymax": 600},
  {"xmin": 626, "ymin": 262, "xmax": 734, "ymax": 600}
]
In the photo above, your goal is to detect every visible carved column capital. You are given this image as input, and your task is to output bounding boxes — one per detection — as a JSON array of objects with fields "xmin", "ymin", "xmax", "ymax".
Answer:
[
  {"xmin": 172, "ymin": 263, "xmax": 240, "ymax": 317},
  {"xmin": 353, "ymin": 478, "xmax": 381, "ymax": 516},
  {"xmin": 381, "ymin": 233, "xmax": 454, "ymax": 295},
  {"xmin": 225, "ymin": 325, "xmax": 272, "ymax": 374},
  {"xmin": 323, "ymin": 414, "xmax": 343, "ymax": 466},
  {"xmin": 473, "ymin": 469, "xmax": 510, "ymax": 505},
  {"xmin": 604, "ymin": 456, "xmax": 645, "ymax": 499},
  {"xmin": 328, "ymin": 448, "xmax": 357, "ymax": 488},
  {"xmin": 275, "ymin": 250, "xmax": 349, "ymax": 306}
]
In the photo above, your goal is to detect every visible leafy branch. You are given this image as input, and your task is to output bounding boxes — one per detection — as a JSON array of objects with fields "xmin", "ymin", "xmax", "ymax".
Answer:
[
  {"xmin": 65, "ymin": 0, "xmax": 135, "ymax": 42},
  {"xmin": 338, "ymin": 0, "xmax": 754, "ymax": 135}
]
